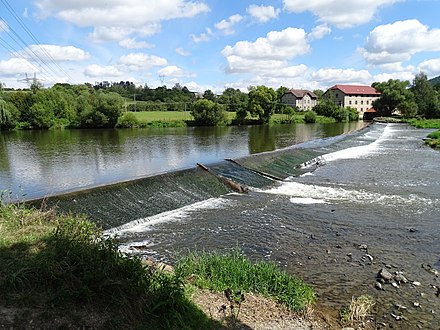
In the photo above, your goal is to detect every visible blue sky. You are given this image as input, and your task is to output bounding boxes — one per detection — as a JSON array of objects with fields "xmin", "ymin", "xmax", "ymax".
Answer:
[{"xmin": 0, "ymin": 0, "xmax": 439, "ymax": 92}]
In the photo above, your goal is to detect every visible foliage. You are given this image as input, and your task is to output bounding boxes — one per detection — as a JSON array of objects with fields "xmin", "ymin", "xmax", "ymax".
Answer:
[
  {"xmin": 407, "ymin": 118, "xmax": 440, "ymax": 129},
  {"xmin": 0, "ymin": 99, "xmax": 19, "ymax": 129},
  {"xmin": 0, "ymin": 203, "xmax": 215, "ymax": 329},
  {"xmin": 411, "ymin": 73, "xmax": 440, "ymax": 119},
  {"xmin": 372, "ymin": 79, "xmax": 416, "ymax": 117},
  {"xmin": 202, "ymin": 89, "xmax": 216, "ymax": 101},
  {"xmin": 190, "ymin": 99, "xmax": 226, "ymax": 126},
  {"xmin": 116, "ymin": 112, "xmax": 140, "ymax": 128},
  {"xmin": 304, "ymin": 111, "xmax": 317, "ymax": 123},
  {"xmin": 79, "ymin": 91, "xmax": 123, "ymax": 128},
  {"xmin": 247, "ymin": 85, "xmax": 277, "ymax": 123},
  {"xmin": 175, "ymin": 250, "xmax": 315, "ymax": 311},
  {"xmin": 218, "ymin": 88, "xmax": 248, "ymax": 114}
]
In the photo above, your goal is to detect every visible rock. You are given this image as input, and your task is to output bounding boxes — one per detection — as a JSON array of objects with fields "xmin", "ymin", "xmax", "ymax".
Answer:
[
  {"xmin": 395, "ymin": 273, "xmax": 408, "ymax": 284},
  {"xmin": 378, "ymin": 268, "xmax": 393, "ymax": 282},
  {"xmin": 413, "ymin": 302, "xmax": 421, "ymax": 308},
  {"xmin": 375, "ymin": 282, "xmax": 383, "ymax": 290},
  {"xmin": 358, "ymin": 244, "xmax": 368, "ymax": 251},
  {"xmin": 395, "ymin": 304, "xmax": 407, "ymax": 310},
  {"xmin": 391, "ymin": 282, "xmax": 399, "ymax": 289},
  {"xmin": 412, "ymin": 281, "xmax": 421, "ymax": 286},
  {"xmin": 365, "ymin": 254, "xmax": 374, "ymax": 262}
]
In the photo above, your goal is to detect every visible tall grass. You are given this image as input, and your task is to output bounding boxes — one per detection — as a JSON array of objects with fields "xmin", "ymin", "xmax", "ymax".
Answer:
[
  {"xmin": 0, "ymin": 202, "xmax": 214, "ymax": 328},
  {"xmin": 175, "ymin": 250, "xmax": 315, "ymax": 311}
]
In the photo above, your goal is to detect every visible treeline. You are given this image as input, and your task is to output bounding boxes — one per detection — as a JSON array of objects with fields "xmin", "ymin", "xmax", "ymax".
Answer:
[{"xmin": 0, "ymin": 84, "xmax": 123, "ymax": 129}]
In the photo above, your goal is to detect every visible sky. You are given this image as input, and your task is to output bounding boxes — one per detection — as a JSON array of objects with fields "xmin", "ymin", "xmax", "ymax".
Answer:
[{"xmin": 0, "ymin": 0, "xmax": 440, "ymax": 93}]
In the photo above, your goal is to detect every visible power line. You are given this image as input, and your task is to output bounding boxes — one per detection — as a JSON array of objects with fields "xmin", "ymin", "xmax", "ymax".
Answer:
[{"xmin": 0, "ymin": 0, "xmax": 73, "ymax": 84}]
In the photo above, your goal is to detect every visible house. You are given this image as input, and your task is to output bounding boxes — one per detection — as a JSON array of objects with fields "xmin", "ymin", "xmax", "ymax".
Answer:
[
  {"xmin": 281, "ymin": 89, "xmax": 318, "ymax": 111},
  {"xmin": 323, "ymin": 85, "xmax": 381, "ymax": 118}
]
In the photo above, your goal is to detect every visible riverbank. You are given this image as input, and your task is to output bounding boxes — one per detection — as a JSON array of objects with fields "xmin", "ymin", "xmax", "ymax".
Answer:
[{"xmin": 0, "ymin": 202, "xmax": 358, "ymax": 329}]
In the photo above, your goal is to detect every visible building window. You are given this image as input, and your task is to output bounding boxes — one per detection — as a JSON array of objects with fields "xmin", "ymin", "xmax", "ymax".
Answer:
[
  {"xmin": 361, "ymin": 100, "xmax": 363, "ymax": 105},
  {"xmin": 335, "ymin": 93, "xmax": 338, "ymax": 98},
  {"xmin": 366, "ymin": 100, "xmax": 369, "ymax": 105},
  {"xmin": 349, "ymin": 100, "xmax": 352, "ymax": 105},
  {"xmin": 355, "ymin": 100, "xmax": 358, "ymax": 105}
]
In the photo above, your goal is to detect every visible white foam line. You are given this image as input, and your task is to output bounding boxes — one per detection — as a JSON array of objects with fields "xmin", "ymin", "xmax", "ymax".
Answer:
[
  {"xmin": 263, "ymin": 181, "xmax": 434, "ymax": 208},
  {"xmin": 106, "ymin": 197, "xmax": 232, "ymax": 236}
]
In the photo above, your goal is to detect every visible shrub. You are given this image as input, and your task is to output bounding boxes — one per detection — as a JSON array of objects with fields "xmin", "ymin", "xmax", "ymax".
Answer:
[
  {"xmin": 116, "ymin": 112, "xmax": 140, "ymax": 128},
  {"xmin": 304, "ymin": 111, "xmax": 317, "ymax": 123}
]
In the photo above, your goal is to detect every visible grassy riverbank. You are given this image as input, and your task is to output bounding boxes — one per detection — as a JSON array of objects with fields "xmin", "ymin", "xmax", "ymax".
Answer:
[
  {"xmin": 129, "ymin": 110, "xmax": 335, "ymax": 128},
  {"xmin": 0, "ymin": 202, "xmax": 316, "ymax": 328},
  {"xmin": 407, "ymin": 118, "xmax": 440, "ymax": 149}
]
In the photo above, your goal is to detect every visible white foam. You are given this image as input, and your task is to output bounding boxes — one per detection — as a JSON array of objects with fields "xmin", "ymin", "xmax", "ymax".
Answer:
[
  {"xmin": 106, "ymin": 197, "xmax": 232, "ymax": 236},
  {"xmin": 264, "ymin": 181, "xmax": 434, "ymax": 208},
  {"xmin": 290, "ymin": 197, "xmax": 327, "ymax": 204}
]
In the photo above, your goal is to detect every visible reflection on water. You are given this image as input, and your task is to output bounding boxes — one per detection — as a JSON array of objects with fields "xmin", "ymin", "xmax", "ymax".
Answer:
[{"xmin": 0, "ymin": 121, "xmax": 365, "ymax": 200}]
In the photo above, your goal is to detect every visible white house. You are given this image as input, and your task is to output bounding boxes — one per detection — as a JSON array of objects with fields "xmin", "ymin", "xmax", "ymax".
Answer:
[
  {"xmin": 323, "ymin": 85, "xmax": 381, "ymax": 118},
  {"xmin": 281, "ymin": 89, "xmax": 318, "ymax": 111}
]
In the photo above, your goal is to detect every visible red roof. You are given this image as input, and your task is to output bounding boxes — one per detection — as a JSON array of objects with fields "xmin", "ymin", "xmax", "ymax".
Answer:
[
  {"xmin": 364, "ymin": 108, "xmax": 377, "ymax": 113},
  {"xmin": 329, "ymin": 85, "xmax": 380, "ymax": 96}
]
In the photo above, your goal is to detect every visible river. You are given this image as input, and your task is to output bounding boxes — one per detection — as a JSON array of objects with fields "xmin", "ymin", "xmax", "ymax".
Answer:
[
  {"xmin": 1, "ymin": 121, "xmax": 439, "ymax": 328},
  {"xmin": 0, "ymin": 122, "xmax": 364, "ymax": 201}
]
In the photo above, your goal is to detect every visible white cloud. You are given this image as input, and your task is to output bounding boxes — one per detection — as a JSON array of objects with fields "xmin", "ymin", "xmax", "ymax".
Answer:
[
  {"xmin": 191, "ymin": 28, "xmax": 213, "ymax": 43},
  {"xmin": 119, "ymin": 53, "xmax": 167, "ymax": 71},
  {"xmin": 222, "ymin": 27, "xmax": 310, "ymax": 77},
  {"xmin": 360, "ymin": 20, "xmax": 440, "ymax": 67},
  {"xmin": 18, "ymin": 44, "xmax": 90, "ymax": 61},
  {"xmin": 308, "ymin": 24, "xmax": 331, "ymax": 40},
  {"xmin": 158, "ymin": 65, "xmax": 195, "ymax": 78},
  {"xmin": 89, "ymin": 24, "xmax": 161, "ymax": 43},
  {"xmin": 215, "ymin": 14, "xmax": 243, "ymax": 35},
  {"xmin": 419, "ymin": 59, "xmax": 440, "ymax": 77},
  {"xmin": 84, "ymin": 64, "xmax": 124, "ymax": 78},
  {"xmin": 119, "ymin": 38, "xmax": 153, "ymax": 49},
  {"xmin": 247, "ymin": 5, "xmax": 280, "ymax": 23},
  {"xmin": 283, "ymin": 0, "xmax": 399, "ymax": 28},
  {"xmin": 176, "ymin": 48, "xmax": 191, "ymax": 56},
  {"xmin": 35, "ymin": 0, "xmax": 209, "ymax": 42},
  {"xmin": 373, "ymin": 71, "xmax": 415, "ymax": 82},
  {"xmin": 311, "ymin": 68, "xmax": 373, "ymax": 85},
  {"xmin": 0, "ymin": 58, "xmax": 38, "ymax": 75},
  {"xmin": 0, "ymin": 19, "xmax": 8, "ymax": 32}
]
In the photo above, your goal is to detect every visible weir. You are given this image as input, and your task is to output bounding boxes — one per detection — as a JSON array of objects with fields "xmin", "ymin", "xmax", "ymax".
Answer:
[{"xmin": 31, "ymin": 125, "xmax": 373, "ymax": 230}]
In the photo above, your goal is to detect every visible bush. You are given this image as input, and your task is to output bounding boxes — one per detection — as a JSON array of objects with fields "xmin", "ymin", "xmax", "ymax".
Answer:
[
  {"xmin": 116, "ymin": 112, "xmax": 140, "ymax": 128},
  {"xmin": 190, "ymin": 99, "xmax": 226, "ymax": 126},
  {"xmin": 304, "ymin": 111, "xmax": 317, "ymax": 123}
]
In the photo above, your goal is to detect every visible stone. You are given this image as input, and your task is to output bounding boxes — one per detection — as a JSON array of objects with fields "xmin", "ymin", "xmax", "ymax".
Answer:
[
  {"xmin": 378, "ymin": 268, "xmax": 393, "ymax": 282},
  {"xmin": 412, "ymin": 281, "xmax": 421, "ymax": 286},
  {"xmin": 375, "ymin": 282, "xmax": 383, "ymax": 290},
  {"xmin": 358, "ymin": 244, "xmax": 368, "ymax": 251},
  {"xmin": 365, "ymin": 254, "xmax": 374, "ymax": 262},
  {"xmin": 395, "ymin": 273, "xmax": 408, "ymax": 284},
  {"xmin": 391, "ymin": 282, "xmax": 399, "ymax": 288}
]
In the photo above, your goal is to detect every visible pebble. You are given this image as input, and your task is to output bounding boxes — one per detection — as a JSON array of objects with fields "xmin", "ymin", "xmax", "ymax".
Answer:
[
  {"xmin": 375, "ymin": 282, "xmax": 383, "ymax": 290},
  {"xmin": 358, "ymin": 244, "xmax": 368, "ymax": 251},
  {"xmin": 395, "ymin": 304, "xmax": 407, "ymax": 310},
  {"xmin": 395, "ymin": 273, "xmax": 408, "ymax": 284},
  {"xmin": 414, "ymin": 302, "xmax": 421, "ymax": 308},
  {"xmin": 391, "ymin": 282, "xmax": 399, "ymax": 289},
  {"xmin": 413, "ymin": 281, "xmax": 421, "ymax": 286}
]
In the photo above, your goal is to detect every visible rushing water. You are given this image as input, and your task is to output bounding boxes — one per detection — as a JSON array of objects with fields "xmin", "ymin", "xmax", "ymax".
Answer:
[
  {"xmin": 2, "ymin": 121, "xmax": 439, "ymax": 328},
  {"xmin": 108, "ymin": 123, "xmax": 440, "ymax": 329},
  {"xmin": 0, "ymin": 122, "xmax": 364, "ymax": 201}
]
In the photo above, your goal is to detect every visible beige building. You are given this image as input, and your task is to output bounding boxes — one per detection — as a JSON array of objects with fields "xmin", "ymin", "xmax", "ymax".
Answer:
[
  {"xmin": 323, "ymin": 85, "xmax": 381, "ymax": 118},
  {"xmin": 281, "ymin": 89, "xmax": 318, "ymax": 111}
]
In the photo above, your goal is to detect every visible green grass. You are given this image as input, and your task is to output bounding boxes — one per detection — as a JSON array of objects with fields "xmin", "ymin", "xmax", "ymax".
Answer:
[
  {"xmin": 175, "ymin": 250, "xmax": 315, "ymax": 311},
  {"xmin": 407, "ymin": 118, "xmax": 440, "ymax": 129},
  {"xmin": 0, "ymin": 201, "xmax": 315, "ymax": 328},
  {"xmin": 0, "ymin": 201, "xmax": 215, "ymax": 329},
  {"xmin": 407, "ymin": 119, "xmax": 440, "ymax": 149}
]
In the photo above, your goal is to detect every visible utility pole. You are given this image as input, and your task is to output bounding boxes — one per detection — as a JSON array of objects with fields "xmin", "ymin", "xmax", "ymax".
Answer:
[{"xmin": 132, "ymin": 94, "xmax": 139, "ymax": 111}]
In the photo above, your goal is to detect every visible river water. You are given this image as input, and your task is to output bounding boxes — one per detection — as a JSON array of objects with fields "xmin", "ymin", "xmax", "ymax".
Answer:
[
  {"xmin": 109, "ymin": 123, "xmax": 440, "ymax": 329},
  {"xmin": 1, "ymin": 122, "xmax": 439, "ymax": 328},
  {"xmin": 0, "ymin": 122, "xmax": 363, "ymax": 201}
]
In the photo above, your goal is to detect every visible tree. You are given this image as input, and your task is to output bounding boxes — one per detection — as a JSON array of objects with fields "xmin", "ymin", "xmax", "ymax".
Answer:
[
  {"xmin": 313, "ymin": 89, "xmax": 324, "ymax": 99},
  {"xmin": 275, "ymin": 86, "xmax": 289, "ymax": 114},
  {"xmin": 190, "ymin": 99, "xmax": 226, "ymax": 126},
  {"xmin": 80, "ymin": 91, "xmax": 123, "ymax": 128},
  {"xmin": 247, "ymin": 85, "xmax": 277, "ymax": 123},
  {"xmin": 0, "ymin": 99, "xmax": 19, "ymax": 129},
  {"xmin": 202, "ymin": 89, "xmax": 216, "ymax": 101},
  {"xmin": 372, "ymin": 79, "xmax": 415, "ymax": 117},
  {"xmin": 411, "ymin": 73, "xmax": 440, "ymax": 118}
]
